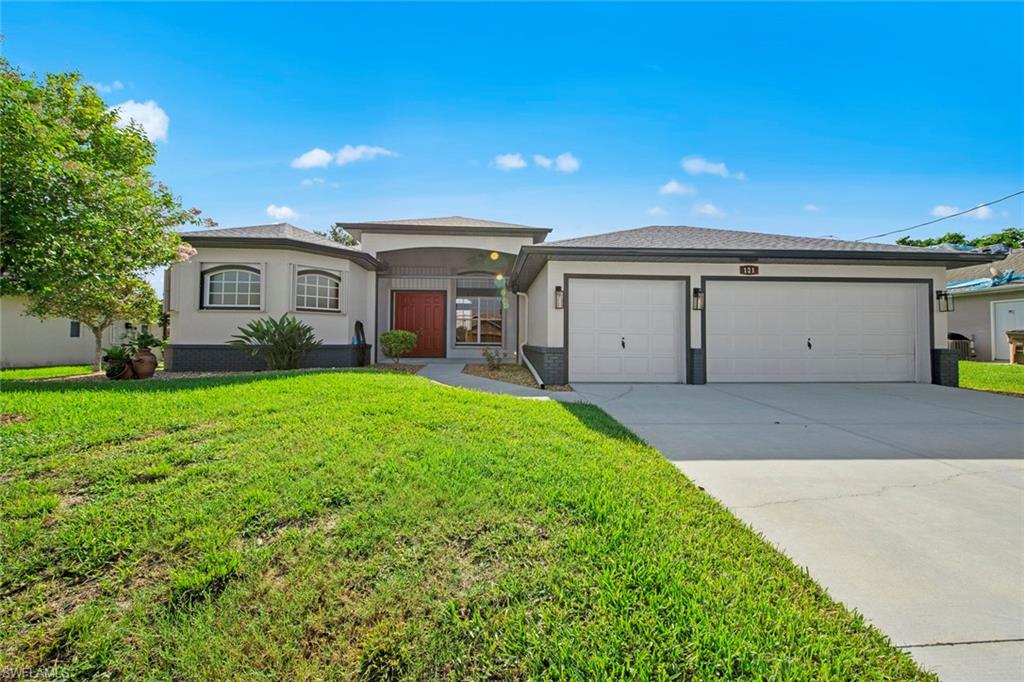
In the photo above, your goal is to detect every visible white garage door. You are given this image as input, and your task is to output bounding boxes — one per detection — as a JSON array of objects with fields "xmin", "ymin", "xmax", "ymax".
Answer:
[
  {"xmin": 568, "ymin": 279, "xmax": 683, "ymax": 382},
  {"xmin": 706, "ymin": 280, "xmax": 922, "ymax": 382}
]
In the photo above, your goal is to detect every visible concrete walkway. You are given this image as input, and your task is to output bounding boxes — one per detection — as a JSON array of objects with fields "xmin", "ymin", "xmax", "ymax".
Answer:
[
  {"xmin": 572, "ymin": 382, "xmax": 1024, "ymax": 682},
  {"xmin": 418, "ymin": 362, "xmax": 580, "ymax": 402}
]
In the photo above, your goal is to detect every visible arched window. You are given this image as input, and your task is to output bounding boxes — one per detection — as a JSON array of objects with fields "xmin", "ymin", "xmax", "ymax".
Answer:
[
  {"xmin": 295, "ymin": 270, "xmax": 341, "ymax": 312},
  {"xmin": 202, "ymin": 266, "xmax": 261, "ymax": 308}
]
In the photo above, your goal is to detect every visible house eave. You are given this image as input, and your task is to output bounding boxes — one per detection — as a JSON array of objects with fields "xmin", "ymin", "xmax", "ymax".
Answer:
[
  {"xmin": 180, "ymin": 236, "xmax": 386, "ymax": 271},
  {"xmin": 509, "ymin": 246, "xmax": 1004, "ymax": 291},
  {"xmin": 337, "ymin": 222, "xmax": 552, "ymax": 244}
]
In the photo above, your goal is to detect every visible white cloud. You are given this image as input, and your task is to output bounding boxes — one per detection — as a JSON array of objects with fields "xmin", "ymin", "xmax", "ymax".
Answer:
[
  {"xmin": 533, "ymin": 154, "xmax": 553, "ymax": 168},
  {"xmin": 291, "ymin": 148, "xmax": 334, "ymax": 169},
  {"xmin": 659, "ymin": 179, "xmax": 696, "ymax": 195},
  {"xmin": 92, "ymin": 80, "xmax": 123, "ymax": 94},
  {"xmin": 647, "ymin": 207, "xmax": 667, "ymax": 216},
  {"xmin": 335, "ymin": 144, "xmax": 398, "ymax": 166},
  {"xmin": 110, "ymin": 100, "xmax": 169, "ymax": 143},
  {"xmin": 300, "ymin": 177, "xmax": 339, "ymax": 188},
  {"xmin": 930, "ymin": 205, "xmax": 960, "ymax": 218},
  {"xmin": 974, "ymin": 205, "xmax": 992, "ymax": 220},
  {"xmin": 694, "ymin": 202, "xmax": 724, "ymax": 217},
  {"xmin": 554, "ymin": 152, "xmax": 581, "ymax": 173},
  {"xmin": 494, "ymin": 153, "xmax": 527, "ymax": 171},
  {"xmin": 266, "ymin": 204, "xmax": 298, "ymax": 221},
  {"xmin": 681, "ymin": 155, "xmax": 745, "ymax": 180},
  {"xmin": 803, "ymin": 203, "xmax": 820, "ymax": 212}
]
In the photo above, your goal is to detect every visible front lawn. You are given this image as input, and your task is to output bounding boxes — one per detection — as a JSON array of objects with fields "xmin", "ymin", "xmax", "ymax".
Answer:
[
  {"xmin": 0, "ymin": 364, "xmax": 94, "ymax": 380},
  {"xmin": 0, "ymin": 371, "xmax": 930, "ymax": 679},
  {"xmin": 959, "ymin": 360, "xmax": 1024, "ymax": 397}
]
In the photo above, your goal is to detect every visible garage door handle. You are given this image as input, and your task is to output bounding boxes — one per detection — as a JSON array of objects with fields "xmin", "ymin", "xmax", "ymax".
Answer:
[
  {"xmin": 621, "ymin": 337, "xmax": 626, "ymax": 349},
  {"xmin": 807, "ymin": 338, "xmax": 813, "ymax": 350}
]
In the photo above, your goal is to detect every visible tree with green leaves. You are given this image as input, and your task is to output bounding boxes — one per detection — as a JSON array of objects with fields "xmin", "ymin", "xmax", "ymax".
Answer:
[
  {"xmin": 25, "ymin": 276, "xmax": 161, "ymax": 371},
  {"xmin": 0, "ymin": 58, "xmax": 208, "ymax": 297},
  {"xmin": 313, "ymin": 225, "xmax": 359, "ymax": 246},
  {"xmin": 896, "ymin": 227, "xmax": 1022, "ymax": 249}
]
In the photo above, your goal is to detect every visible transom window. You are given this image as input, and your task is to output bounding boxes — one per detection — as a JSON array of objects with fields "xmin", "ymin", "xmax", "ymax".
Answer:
[
  {"xmin": 295, "ymin": 270, "xmax": 341, "ymax": 311},
  {"xmin": 455, "ymin": 280, "xmax": 503, "ymax": 345},
  {"xmin": 203, "ymin": 267, "xmax": 261, "ymax": 308}
]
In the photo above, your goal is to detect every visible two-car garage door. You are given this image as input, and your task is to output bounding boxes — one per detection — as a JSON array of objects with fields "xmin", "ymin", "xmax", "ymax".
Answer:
[
  {"xmin": 566, "ymin": 277, "xmax": 925, "ymax": 383},
  {"xmin": 705, "ymin": 280, "xmax": 923, "ymax": 382}
]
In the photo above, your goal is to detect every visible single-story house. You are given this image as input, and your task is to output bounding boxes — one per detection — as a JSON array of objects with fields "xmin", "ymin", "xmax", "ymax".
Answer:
[
  {"xmin": 0, "ymin": 296, "xmax": 138, "ymax": 368},
  {"xmin": 164, "ymin": 216, "xmax": 999, "ymax": 386},
  {"xmin": 946, "ymin": 248, "xmax": 1024, "ymax": 361}
]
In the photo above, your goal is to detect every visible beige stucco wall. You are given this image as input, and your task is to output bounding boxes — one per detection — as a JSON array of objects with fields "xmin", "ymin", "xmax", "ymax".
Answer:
[
  {"xmin": 0, "ymin": 297, "xmax": 124, "ymax": 368},
  {"xmin": 167, "ymin": 247, "xmax": 375, "ymax": 345},
  {"xmin": 947, "ymin": 288, "xmax": 1024, "ymax": 361},
  {"xmin": 525, "ymin": 260, "xmax": 948, "ymax": 355},
  {"xmin": 359, "ymin": 232, "xmax": 534, "ymax": 258}
]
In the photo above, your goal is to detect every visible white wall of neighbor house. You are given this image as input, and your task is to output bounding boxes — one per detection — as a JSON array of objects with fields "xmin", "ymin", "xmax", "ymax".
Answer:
[
  {"xmin": 167, "ymin": 247, "xmax": 374, "ymax": 345},
  {"xmin": 947, "ymin": 288, "xmax": 1024, "ymax": 361},
  {"xmin": 0, "ymin": 297, "xmax": 124, "ymax": 368},
  {"xmin": 358, "ymin": 233, "xmax": 535, "ymax": 259},
  {"xmin": 525, "ymin": 260, "xmax": 948, "ymax": 357}
]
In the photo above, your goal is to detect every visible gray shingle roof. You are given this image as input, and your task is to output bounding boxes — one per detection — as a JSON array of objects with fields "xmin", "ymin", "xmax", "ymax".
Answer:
[
  {"xmin": 180, "ymin": 223, "xmax": 361, "ymax": 253},
  {"xmin": 547, "ymin": 225, "xmax": 944, "ymax": 254},
  {"xmin": 946, "ymin": 248, "xmax": 1024, "ymax": 284},
  {"xmin": 352, "ymin": 215, "xmax": 542, "ymax": 229}
]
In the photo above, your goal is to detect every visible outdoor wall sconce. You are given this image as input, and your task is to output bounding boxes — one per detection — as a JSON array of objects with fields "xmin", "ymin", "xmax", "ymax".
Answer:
[
  {"xmin": 692, "ymin": 287, "xmax": 704, "ymax": 311},
  {"xmin": 936, "ymin": 290, "xmax": 955, "ymax": 313},
  {"xmin": 554, "ymin": 285, "xmax": 564, "ymax": 309}
]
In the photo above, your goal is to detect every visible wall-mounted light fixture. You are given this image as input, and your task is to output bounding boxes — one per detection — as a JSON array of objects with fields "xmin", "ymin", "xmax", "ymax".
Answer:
[
  {"xmin": 692, "ymin": 287, "xmax": 704, "ymax": 311},
  {"xmin": 554, "ymin": 285, "xmax": 564, "ymax": 309},
  {"xmin": 936, "ymin": 290, "xmax": 955, "ymax": 313}
]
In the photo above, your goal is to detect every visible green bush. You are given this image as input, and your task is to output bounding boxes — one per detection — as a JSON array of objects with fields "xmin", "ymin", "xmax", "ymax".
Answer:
[
  {"xmin": 380, "ymin": 329, "xmax": 417, "ymax": 365},
  {"xmin": 228, "ymin": 314, "xmax": 322, "ymax": 370}
]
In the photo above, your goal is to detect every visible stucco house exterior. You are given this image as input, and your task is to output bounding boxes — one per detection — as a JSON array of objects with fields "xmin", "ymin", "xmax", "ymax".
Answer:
[
  {"xmin": 945, "ymin": 248, "xmax": 1024, "ymax": 361},
  {"xmin": 0, "ymin": 296, "xmax": 135, "ymax": 368},
  {"xmin": 163, "ymin": 216, "xmax": 998, "ymax": 386}
]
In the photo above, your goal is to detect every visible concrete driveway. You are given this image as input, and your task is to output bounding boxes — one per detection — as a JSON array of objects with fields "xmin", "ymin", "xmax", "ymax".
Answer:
[{"xmin": 571, "ymin": 382, "xmax": 1024, "ymax": 681}]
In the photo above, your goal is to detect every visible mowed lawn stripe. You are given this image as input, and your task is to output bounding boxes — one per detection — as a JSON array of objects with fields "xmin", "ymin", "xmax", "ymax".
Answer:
[{"xmin": 0, "ymin": 371, "xmax": 932, "ymax": 679}]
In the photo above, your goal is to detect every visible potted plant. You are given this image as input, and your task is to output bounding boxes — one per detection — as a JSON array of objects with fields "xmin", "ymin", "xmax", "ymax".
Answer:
[
  {"xmin": 103, "ymin": 344, "xmax": 135, "ymax": 380},
  {"xmin": 131, "ymin": 330, "xmax": 163, "ymax": 379}
]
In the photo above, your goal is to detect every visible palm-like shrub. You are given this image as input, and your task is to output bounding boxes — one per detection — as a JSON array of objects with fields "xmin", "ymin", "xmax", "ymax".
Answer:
[
  {"xmin": 229, "ymin": 314, "xmax": 322, "ymax": 370},
  {"xmin": 380, "ymin": 329, "xmax": 417, "ymax": 365}
]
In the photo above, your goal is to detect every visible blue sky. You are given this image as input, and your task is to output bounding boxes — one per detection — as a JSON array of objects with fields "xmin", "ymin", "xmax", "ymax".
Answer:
[{"xmin": 6, "ymin": 2, "xmax": 1023, "ymax": 259}]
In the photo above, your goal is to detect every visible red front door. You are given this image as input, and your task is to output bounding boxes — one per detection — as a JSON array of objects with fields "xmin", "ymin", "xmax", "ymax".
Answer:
[{"xmin": 392, "ymin": 291, "xmax": 446, "ymax": 357}]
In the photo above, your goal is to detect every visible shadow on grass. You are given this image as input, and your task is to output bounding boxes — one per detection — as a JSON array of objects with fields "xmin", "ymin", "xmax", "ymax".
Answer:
[
  {"xmin": 0, "ymin": 367, "xmax": 404, "ymax": 395},
  {"xmin": 556, "ymin": 401, "xmax": 650, "ymax": 446}
]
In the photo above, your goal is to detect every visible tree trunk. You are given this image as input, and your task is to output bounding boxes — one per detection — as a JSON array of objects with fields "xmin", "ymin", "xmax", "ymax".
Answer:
[{"xmin": 92, "ymin": 327, "xmax": 105, "ymax": 372}]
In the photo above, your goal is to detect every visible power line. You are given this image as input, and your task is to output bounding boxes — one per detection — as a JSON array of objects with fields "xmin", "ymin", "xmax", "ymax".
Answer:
[{"xmin": 857, "ymin": 189, "xmax": 1024, "ymax": 242}]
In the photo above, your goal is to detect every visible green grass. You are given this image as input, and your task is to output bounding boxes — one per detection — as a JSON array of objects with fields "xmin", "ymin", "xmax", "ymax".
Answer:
[
  {"xmin": 959, "ymin": 360, "xmax": 1024, "ymax": 396},
  {"xmin": 0, "ymin": 371, "xmax": 931, "ymax": 679},
  {"xmin": 0, "ymin": 365, "xmax": 93, "ymax": 380}
]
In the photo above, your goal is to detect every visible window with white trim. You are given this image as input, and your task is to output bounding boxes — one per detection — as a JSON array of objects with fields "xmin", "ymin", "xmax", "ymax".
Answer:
[
  {"xmin": 455, "ymin": 279, "xmax": 503, "ymax": 345},
  {"xmin": 202, "ymin": 266, "xmax": 261, "ymax": 308},
  {"xmin": 295, "ymin": 270, "xmax": 341, "ymax": 312}
]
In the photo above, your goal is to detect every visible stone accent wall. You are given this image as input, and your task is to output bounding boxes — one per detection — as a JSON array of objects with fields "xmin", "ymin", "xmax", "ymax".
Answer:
[
  {"xmin": 688, "ymin": 348, "xmax": 706, "ymax": 384},
  {"xmin": 522, "ymin": 345, "xmax": 568, "ymax": 385},
  {"xmin": 930, "ymin": 348, "xmax": 959, "ymax": 387},
  {"xmin": 165, "ymin": 344, "xmax": 370, "ymax": 372}
]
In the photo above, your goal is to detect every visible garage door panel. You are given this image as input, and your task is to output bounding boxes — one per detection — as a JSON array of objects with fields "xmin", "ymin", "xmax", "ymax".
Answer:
[
  {"xmin": 569, "ymin": 279, "xmax": 683, "ymax": 383},
  {"xmin": 706, "ymin": 281, "xmax": 920, "ymax": 382}
]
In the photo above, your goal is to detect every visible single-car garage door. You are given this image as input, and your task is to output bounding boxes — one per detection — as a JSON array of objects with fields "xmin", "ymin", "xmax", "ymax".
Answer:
[
  {"xmin": 568, "ymin": 278, "xmax": 684, "ymax": 382},
  {"xmin": 706, "ymin": 280, "xmax": 924, "ymax": 382}
]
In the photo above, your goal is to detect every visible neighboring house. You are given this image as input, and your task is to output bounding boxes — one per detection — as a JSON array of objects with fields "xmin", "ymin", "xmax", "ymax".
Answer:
[
  {"xmin": 0, "ymin": 296, "xmax": 134, "ymax": 368},
  {"xmin": 165, "ymin": 217, "xmax": 997, "ymax": 386},
  {"xmin": 946, "ymin": 248, "xmax": 1024, "ymax": 361}
]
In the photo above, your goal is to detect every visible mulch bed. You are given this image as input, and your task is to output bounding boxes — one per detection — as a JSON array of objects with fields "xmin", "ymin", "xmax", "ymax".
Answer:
[{"xmin": 463, "ymin": 363, "xmax": 572, "ymax": 391}]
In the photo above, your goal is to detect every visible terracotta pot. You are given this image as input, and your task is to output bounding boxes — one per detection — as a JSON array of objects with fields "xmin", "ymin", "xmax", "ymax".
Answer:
[
  {"xmin": 107, "ymin": 363, "xmax": 135, "ymax": 381},
  {"xmin": 132, "ymin": 347, "xmax": 158, "ymax": 379}
]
